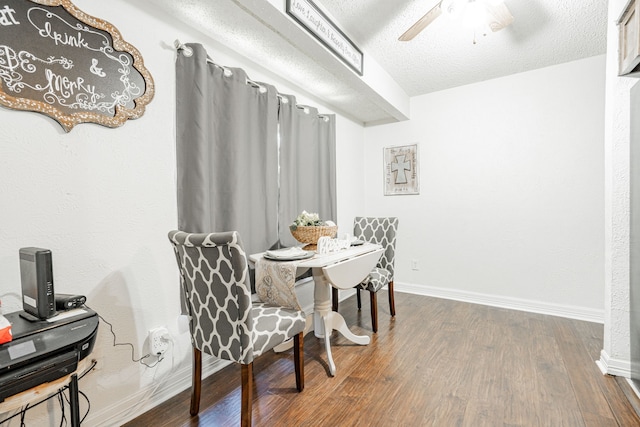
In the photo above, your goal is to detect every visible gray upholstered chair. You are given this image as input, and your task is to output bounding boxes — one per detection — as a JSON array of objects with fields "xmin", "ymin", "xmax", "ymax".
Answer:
[
  {"xmin": 332, "ymin": 217, "xmax": 398, "ymax": 332},
  {"xmin": 168, "ymin": 230, "xmax": 306, "ymax": 427}
]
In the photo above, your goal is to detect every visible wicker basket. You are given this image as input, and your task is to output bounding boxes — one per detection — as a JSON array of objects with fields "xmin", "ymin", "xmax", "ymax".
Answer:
[{"xmin": 290, "ymin": 225, "xmax": 338, "ymax": 245}]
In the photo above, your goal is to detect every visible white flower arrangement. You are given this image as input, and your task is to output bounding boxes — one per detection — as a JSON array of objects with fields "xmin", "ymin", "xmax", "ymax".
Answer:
[{"xmin": 291, "ymin": 210, "xmax": 325, "ymax": 229}]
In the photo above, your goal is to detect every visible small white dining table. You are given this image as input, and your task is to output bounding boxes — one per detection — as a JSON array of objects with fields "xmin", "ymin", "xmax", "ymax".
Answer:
[{"xmin": 250, "ymin": 243, "xmax": 383, "ymax": 376}]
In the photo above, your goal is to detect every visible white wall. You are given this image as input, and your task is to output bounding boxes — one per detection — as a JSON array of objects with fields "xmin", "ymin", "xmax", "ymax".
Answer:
[
  {"xmin": 0, "ymin": 0, "xmax": 365, "ymax": 425},
  {"xmin": 601, "ymin": 0, "xmax": 637, "ymax": 378},
  {"xmin": 363, "ymin": 55, "xmax": 606, "ymax": 320}
]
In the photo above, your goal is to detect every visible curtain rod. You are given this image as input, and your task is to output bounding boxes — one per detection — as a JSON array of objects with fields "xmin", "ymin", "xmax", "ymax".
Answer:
[{"xmin": 174, "ymin": 40, "xmax": 330, "ymax": 120}]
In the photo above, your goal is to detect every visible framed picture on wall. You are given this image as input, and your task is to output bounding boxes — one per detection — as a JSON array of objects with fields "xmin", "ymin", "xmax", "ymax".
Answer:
[{"xmin": 384, "ymin": 144, "xmax": 419, "ymax": 195}]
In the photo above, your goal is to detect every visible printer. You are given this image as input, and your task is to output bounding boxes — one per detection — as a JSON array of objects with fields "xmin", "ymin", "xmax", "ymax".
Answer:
[{"xmin": 0, "ymin": 308, "xmax": 98, "ymax": 401}]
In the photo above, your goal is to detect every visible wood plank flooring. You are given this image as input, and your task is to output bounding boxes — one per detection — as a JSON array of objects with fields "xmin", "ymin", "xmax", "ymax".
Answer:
[{"xmin": 125, "ymin": 292, "xmax": 640, "ymax": 426}]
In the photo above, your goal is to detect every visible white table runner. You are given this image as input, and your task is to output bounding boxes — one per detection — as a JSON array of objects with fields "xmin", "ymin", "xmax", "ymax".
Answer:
[{"xmin": 255, "ymin": 258, "xmax": 302, "ymax": 311}]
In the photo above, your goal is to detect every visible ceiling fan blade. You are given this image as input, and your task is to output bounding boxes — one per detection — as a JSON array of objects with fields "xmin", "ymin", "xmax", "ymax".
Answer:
[
  {"xmin": 398, "ymin": 2, "xmax": 443, "ymax": 41},
  {"xmin": 486, "ymin": 1, "xmax": 514, "ymax": 32}
]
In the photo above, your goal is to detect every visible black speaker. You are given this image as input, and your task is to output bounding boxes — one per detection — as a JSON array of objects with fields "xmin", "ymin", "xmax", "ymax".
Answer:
[{"xmin": 19, "ymin": 247, "xmax": 56, "ymax": 320}]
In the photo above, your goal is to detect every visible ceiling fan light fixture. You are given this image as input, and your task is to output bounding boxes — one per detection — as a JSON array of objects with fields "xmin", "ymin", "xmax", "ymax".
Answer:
[
  {"xmin": 398, "ymin": 0, "xmax": 512, "ymax": 42},
  {"xmin": 441, "ymin": 0, "xmax": 489, "ymax": 30},
  {"xmin": 461, "ymin": 1, "xmax": 490, "ymax": 31},
  {"xmin": 440, "ymin": 0, "xmax": 464, "ymax": 18}
]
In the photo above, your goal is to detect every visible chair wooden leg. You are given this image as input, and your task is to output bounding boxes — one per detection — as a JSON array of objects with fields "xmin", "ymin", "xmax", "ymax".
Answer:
[
  {"xmin": 370, "ymin": 291, "xmax": 378, "ymax": 333},
  {"xmin": 388, "ymin": 280, "xmax": 396, "ymax": 317},
  {"xmin": 332, "ymin": 287, "xmax": 339, "ymax": 312},
  {"xmin": 356, "ymin": 287, "xmax": 362, "ymax": 309},
  {"xmin": 294, "ymin": 332, "xmax": 304, "ymax": 392},
  {"xmin": 241, "ymin": 363, "xmax": 253, "ymax": 427},
  {"xmin": 190, "ymin": 347, "xmax": 202, "ymax": 416}
]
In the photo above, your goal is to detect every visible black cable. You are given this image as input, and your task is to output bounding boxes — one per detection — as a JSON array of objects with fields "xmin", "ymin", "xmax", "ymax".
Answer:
[
  {"xmin": 58, "ymin": 391, "xmax": 66, "ymax": 427},
  {"xmin": 78, "ymin": 360, "xmax": 97, "ymax": 380},
  {"xmin": 56, "ymin": 381, "xmax": 91, "ymax": 426},
  {"xmin": 0, "ymin": 389, "xmax": 64, "ymax": 425},
  {"xmin": 79, "ymin": 390, "xmax": 90, "ymax": 424},
  {"xmin": 0, "ymin": 360, "xmax": 97, "ymax": 425},
  {"xmin": 60, "ymin": 385, "xmax": 69, "ymax": 425},
  {"xmin": 19, "ymin": 403, "xmax": 28, "ymax": 427},
  {"xmin": 84, "ymin": 305, "xmax": 162, "ymax": 367}
]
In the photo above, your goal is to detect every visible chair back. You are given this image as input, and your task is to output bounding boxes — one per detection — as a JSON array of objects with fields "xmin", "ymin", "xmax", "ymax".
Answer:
[
  {"xmin": 168, "ymin": 230, "xmax": 254, "ymax": 364},
  {"xmin": 353, "ymin": 217, "xmax": 398, "ymax": 278}
]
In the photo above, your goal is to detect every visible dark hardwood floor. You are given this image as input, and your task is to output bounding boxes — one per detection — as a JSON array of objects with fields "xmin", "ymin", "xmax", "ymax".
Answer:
[{"xmin": 126, "ymin": 292, "xmax": 640, "ymax": 426}]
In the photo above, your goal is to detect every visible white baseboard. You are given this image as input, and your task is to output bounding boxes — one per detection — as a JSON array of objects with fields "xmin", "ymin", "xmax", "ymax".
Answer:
[
  {"xmin": 87, "ymin": 354, "xmax": 230, "ymax": 426},
  {"xmin": 395, "ymin": 281, "xmax": 604, "ymax": 324},
  {"xmin": 598, "ymin": 350, "xmax": 640, "ymax": 401},
  {"xmin": 597, "ymin": 348, "xmax": 631, "ymax": 377}
]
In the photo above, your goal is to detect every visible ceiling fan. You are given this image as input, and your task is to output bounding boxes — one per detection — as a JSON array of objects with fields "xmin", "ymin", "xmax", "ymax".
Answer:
[{"xmin": 399, "ymin": 0, "xmax": 514, "ymax": 41}]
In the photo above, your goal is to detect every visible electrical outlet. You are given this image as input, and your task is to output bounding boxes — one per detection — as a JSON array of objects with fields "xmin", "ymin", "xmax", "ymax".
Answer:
[
  {"xmin": 149, "ymin": 327, "xmax": 170, "ymax": 356},
  {"xmin": 411, "ymin": 259, "xmax": 419, "ymax": 270}
]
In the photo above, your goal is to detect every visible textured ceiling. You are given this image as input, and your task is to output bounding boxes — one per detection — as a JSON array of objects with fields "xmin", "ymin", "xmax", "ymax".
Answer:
[
  {"xmin": 320, "ymin": 0, "xmax": 608, "ymax": 96},
  {"xmin": 147, "ymin": 0, "xmax": 608, "ymax": 124},
  {"xmin": 146, "ymin": 0, "xmax": 398, "ymax": 124}
]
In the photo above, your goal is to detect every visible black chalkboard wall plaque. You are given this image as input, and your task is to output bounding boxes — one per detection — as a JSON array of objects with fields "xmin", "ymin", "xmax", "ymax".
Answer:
[{"xmin": 0, "ymin": 0, "xmax": 154, "ymax": 132}]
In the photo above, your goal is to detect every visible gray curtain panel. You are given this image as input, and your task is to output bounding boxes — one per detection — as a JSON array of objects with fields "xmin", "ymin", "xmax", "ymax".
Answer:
[
  {"xmin": 278, "ymin": 94, "xmax": 337, "ymax": 248},
  {"xmin": 175, "ymin": 43, "xmax": 279, "ymax": 256}
]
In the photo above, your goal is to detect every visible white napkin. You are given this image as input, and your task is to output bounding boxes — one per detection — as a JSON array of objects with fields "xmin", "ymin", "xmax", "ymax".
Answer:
[{"xmin": 265, "ymin": 247, "xmax": 307, "ymax": 259}]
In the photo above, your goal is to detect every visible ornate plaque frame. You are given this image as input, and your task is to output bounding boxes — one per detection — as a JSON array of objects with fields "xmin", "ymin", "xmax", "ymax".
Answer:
[
  {"xmin": 286, "ymin": 0, "xmax": 363, "ymax": 75},
  {"xmin": 0, "ymin": 0, "xmax": 154, "ymax": 132}
]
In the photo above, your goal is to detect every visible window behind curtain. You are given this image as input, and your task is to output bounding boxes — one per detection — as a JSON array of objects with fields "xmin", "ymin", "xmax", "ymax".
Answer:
[{"xmin": 277, "ymin": 94, "xmax": 337, "ymax": 248}]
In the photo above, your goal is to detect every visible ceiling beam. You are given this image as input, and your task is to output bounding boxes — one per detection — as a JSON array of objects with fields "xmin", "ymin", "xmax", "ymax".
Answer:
[{"xmin": 232, "ymin": 0, "xmax": 410, "ymax": 123}]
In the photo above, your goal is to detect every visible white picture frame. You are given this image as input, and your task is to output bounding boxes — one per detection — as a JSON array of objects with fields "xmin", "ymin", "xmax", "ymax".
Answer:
[{"xmin": 384, "ymin": 144, "xmax": 419, "ymax": 196}]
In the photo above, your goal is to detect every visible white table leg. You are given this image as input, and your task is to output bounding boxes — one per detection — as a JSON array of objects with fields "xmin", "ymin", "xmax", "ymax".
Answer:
[
  {"xmin": 312, "ymin": 268, "xmax": 370, "ymax": 376},
  {"xmin": 313, "ymin": 269, "xmax": 332, "ymax": 339},
  {"xmin": 322, "ymin": 314, "xmax": 336, "ymax": 376},
  {"xmin": 327, "ymin": 311, "xmax": 370, "ymax": 345}
]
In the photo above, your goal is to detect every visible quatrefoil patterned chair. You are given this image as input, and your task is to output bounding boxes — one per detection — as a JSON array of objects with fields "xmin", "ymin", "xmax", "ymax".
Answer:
[
  {"xmin": 168, "ymin": 230, "xmax": 306, "ymax": 427},
  {"xmin": 332, "ymin": 217, "xmax": 398, "ymax": 332}
]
